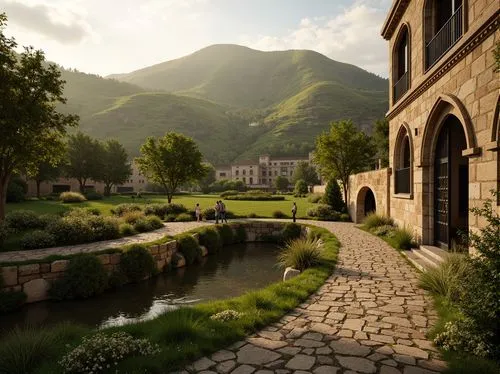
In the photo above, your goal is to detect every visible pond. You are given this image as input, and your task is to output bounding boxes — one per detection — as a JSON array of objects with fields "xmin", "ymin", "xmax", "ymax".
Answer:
[{"xmin": 0, "ymin": 242, "xmax": 282, "ymax": 333}]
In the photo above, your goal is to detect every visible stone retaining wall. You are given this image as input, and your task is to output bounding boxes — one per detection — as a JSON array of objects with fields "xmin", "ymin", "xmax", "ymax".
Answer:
[{"xmin": 0, "ymin": 222, "xmax": 293, "ymax": 305}]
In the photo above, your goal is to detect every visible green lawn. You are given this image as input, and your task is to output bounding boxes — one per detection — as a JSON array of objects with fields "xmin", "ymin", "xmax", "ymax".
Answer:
[{"xmin": 6, "ymin": 194, "xmax": 315, "ymax": 219}]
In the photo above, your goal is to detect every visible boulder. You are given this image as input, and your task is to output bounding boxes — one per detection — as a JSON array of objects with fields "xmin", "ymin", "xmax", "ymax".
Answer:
[
  {"xmin": 283, "ymin": 267, "xmax": 301, "ymax": 281},
  {"xmin": 23, "ymin": 278, "xmax": 49, "ymax": 303}
]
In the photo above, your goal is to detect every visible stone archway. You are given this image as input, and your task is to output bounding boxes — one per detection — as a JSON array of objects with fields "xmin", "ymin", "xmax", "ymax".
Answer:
[{"xmin": 356, "ymin": 186, "xmax": 377, "ymax": 223}]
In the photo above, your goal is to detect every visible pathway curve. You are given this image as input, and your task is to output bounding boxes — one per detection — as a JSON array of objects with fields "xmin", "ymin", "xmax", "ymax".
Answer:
[
  {"xmin": 0, "ymin": 221, "xmax": 212, "ymax": 263},
  {"xmin": 180, "ymin": 221, "xmax": 446, "ymax": 374}
]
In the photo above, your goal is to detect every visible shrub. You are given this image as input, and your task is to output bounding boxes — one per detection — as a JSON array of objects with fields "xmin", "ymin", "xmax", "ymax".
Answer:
[
  {"xmin": 7, "ymin": 177, "xmax": 27, "ymax": 203},
  {"xmin": 59, "ymin": 332, "xmax": 160, "ymax": 373},
  {"xmin": 177, "ymin": 235, "xmax": 202, "ymax": 265},
  {"xmin": 175, "ymin": 213, "xmax": 194, "ymax": 222},
  {"xmin": 247, "ymin": 213, "xmax": 258, "ymax": 218},
  {"xmin": 165, "ymin": 214, "xmax": 177, "ymax": 222},
  {"xmin": 419, "ymin": 254, "xmax": 470, "ymax": 302},
  {"xmin": 280, "ymin": 223, "xmax": 303, "ymax": 242},
  {"xmin": 84, "ymin": 191, "xmax": 103, "ymax": 200},
  {"xmin": 220, "ymin": 190, "xmax": 239, "ymax": 198},
  {"xmin": 5, "ymin": 210, "xmax": 43, "ymax": 232},
  {"xmin": 49, "ymin": 254, "xmax": 108, "ymax": 300},
  {"xmin": 363, "ymin": 213, "xmax": 394, "ymax": 230},
  {"xmin": 202, "ymin": 207, "xmax": 215, "ymax": 220},
  {"xmin": 198, "ymin": 227, "xmax": 222, "ymax": 253},
  {"xmin": 210, "ymin": 310, "xmax": 244, "ymax": 322},
  {"xmin": 372, "ymin": 224, "xmax": 396, "ymax": 237},
  {"xmin": 307, "ymin": 204, "xmax": 339, "ymax": 221},
  {"xmin": 323, "ymin": 180, "xmax": 344, "ymax": 212},
  {"xmin": 19, "ymin": 230, "xmax": 56, "ymax": 250},
  {"xmin": 133, "ymin": 216, "xmax": 163, "ymax": 233},
  {"xmin": 144, "ymin": 203, "xmax": 187, "ymax": 218},
  {"xmin": 122, "ymin": 211, "xmax": 146, "ymax": 224},
  {"xmin": 294, "ymin": 179, "xmax": 308, "ymax": 196},
  {"xmin": 277, "ymin": 238, "xmax": 323, "ymax": 271},
  {"xmin": 339, "ymin": 213, "xmax": 351, "ymax": 222},
  {"xmin": 272, "ymin": 210, "xmax": 287, "ymax": 219},
  {"xmin": 216, "ymin": 224, "xmax": 235, "ymax": 245},
  {"xmin": 113, "ymin": 203, "xmax": 143, "ymax": 216},
  {"xmin": 85, "ymin": 208, "xmax": 101, "ymax": 216},
  {"xmin": 234, "ymin": 225, "xmax": 247, "ymax": 243},
  {"xmin": 119, "ymin": 223, "xmax": 136, "ymax": 236},
  {"xmin": 307, "ymin": 193, "xmax": 323, "ymax": 203},
  {"xmin": 392, "ymin": 227, "xmax": 416, "ymax": 250},
  {"xmin": 0, "ymin": 222, "xmax": 9, "ymax": 247},
  {"xmin": 59, "ymin": 191, "xmax": 86, "ymax": 203},
  {"xmin": 120, "ymin": 244, "xmax": 156, "ymax": 282},
  {"xmin": 146, "ymin": 215, "xmax": 163, "ymax": 230}
]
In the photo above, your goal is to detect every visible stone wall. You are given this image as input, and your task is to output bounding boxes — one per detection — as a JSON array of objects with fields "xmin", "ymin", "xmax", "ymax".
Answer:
[
  {"xmin": 348, "ymin": 168, "xmax": 391, "ymax": 223},
  {"xmin": 0, "ymin": 222, "xmax": 290, "ymax": 305}
]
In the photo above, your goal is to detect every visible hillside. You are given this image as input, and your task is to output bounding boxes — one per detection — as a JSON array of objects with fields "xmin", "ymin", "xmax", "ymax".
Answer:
[{"xmin": 58, "ymin": 45, "xmax": 388, "ymax": 163}]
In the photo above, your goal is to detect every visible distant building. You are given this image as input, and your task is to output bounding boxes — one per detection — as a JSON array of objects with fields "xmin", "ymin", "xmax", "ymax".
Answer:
[{"xmin": 215, "ymin": 154, "xmax": 315, "ymax": 188}]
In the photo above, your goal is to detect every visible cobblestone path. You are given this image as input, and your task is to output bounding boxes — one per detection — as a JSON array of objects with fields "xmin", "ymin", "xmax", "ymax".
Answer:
[
  {"xmin": 0, "ymin": 221, "xmax": 212, "ymax": 263},
  {"xmin": 180, "ymin": 221, "xmax": 446, "ymax": 374}
]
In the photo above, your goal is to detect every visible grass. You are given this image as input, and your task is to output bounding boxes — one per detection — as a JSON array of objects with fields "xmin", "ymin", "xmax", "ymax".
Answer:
[
  {"xmin": 429, "ymin": 296, "xmax": 500, "ymax": 374},
  {"xmin": 6, "ymin": 194, "xmax": 315, "ymax": 219},
  {"xmin": 0, "ymin": 224, "xmax": 339, "ymax": 373}
]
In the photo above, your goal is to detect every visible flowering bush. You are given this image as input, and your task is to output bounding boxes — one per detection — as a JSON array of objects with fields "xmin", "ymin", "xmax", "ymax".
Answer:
[
  {"xmin": 210, "ymin": 310, "xmax": 244, "ymax": 322},
  {"xmin": 60, "ymin": 191, "xmax": 86, "ymax": 203},
  {"xmin": 59, "ymin": 332, "xmax": 160, "ymax": 373}
]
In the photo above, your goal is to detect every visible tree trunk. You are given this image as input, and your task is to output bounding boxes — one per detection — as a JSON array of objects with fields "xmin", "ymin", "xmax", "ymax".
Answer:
[
  {"xmin": 104, "ymin": 184, "xmax": 112, "ymax": 196},
  {"xmin": 167, "ymin": 193, "xmax": 172, "ymax": 203},
  {"xmin": 79, "ymin": 179, "xmax": 86, "ymax": 194},
  {"xmin": 36, "ymin": 180, "xmax": 41, "ymax": 198},
  {"xmin": 0, "ymin": 176, "xmax": 10, "ymax": 222},
  {"xmin": 342, "ymin": 180, "xmax": 349, "ymax": 212}
]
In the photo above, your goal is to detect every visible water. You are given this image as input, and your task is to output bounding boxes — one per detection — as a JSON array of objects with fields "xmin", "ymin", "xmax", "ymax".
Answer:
[{"xmin": 0, "ymin": 242, "xmax": 281, "ymax": 332}]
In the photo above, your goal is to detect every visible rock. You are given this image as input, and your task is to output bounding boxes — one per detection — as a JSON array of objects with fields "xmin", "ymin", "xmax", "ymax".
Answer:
[
  {"xmin": 326, "ymin": 312, "xmax": 346, "ymax": 321},
  {"xmin": 316, "ymin": 346, "xmax": 332, "ymax": 355},
  {"xmin": 285, "ymin": 354, "xmax": 315, "ymax": 370},
  {"xmin": 336, "ymin": 356, "xmax": 376, "ymax": 373},
  {"xmin": 255, "ymin": 371, "xmax": 274, "ymax": 374},
  {"xmin": 310, "ymin": 323, "xmax": 338, "ymax": 336},
  {"xmin": 216, "ymin": 360, "xmax": 236, "ymax": 373},
  {"xmin": 200, "ymin": 245, "xmax": 209, "ymax": 256},
  {"xmin": 286, "ymin": 327, "xmax": 308, "ymax": 339},
  {"xmin": 380, "ymin": 359, "xmax": 398, "ymax": 367},
  {"xmin": 277, "ymin": 347, "xmax": 301, "ymax": 356},
  {"xmin": 293, "ymin": 338, "xmax": 325, "ymax": 348},
  {"xmin": 381, "ymin": 317, "xmax": 412, "ymax": 327},
  {"xmin": 23, "ymin": 278, "xmax": 49, "ymax": 303},
  {"xmin": 265, "ymin": 359, "xmax": 285, "ymax": 369},
  {"xmin": 190, "ymin": 357, "xmax": 215, "ymax": 371},
  {"xmin": 342, "ymin": 318, "xmax": 366, "ymax": 330},
  {"xmin": 393, "ymin": 354, "xmax": 416, "ymax": 365},
  {"xmin": 258, "ymin": 330, "xmax": 284, "ymax": 341},
  {"xmin": 380, "ymin": 366, "xmax": 402, "ymax": 374},
  {"xmin": 18, "ymin": 264, "xmax": 39, "ymax": 277},
  {"xmin": 1, "ymin": 266, "xmax": 17, "ymax": 286},
  {"xmin": 302, "ymin": 332, "xmax": 323, "ymax": 341},
  {"xmin": 317, "ymin": 355, "xmax": 334, "ymax": 365},
  {"xmin": 231, "ymin": 365, "xmax": 256, "ymax": 374},
  {"xmin": 330, "ymin": 338, "xmax": 370, "ymax": 356},
  {"xmin": 313, "ymin": 366, "xmax": 340, "ymax": 374},
  {"xmin": 369, "ymin": 334, "xmax": 395, "ymax": 344},
  {"xmin": 403, "ymin": 367, "xmax": 440, "ymax": 374},
  {"xmin": 247, "ymin": 337, "xmax": 288, "ymax": 350},
  {"xmin": 417, "ymin": 359, "xmax": 447, "ymax": 372},
  {"xmin": 236, "ymin": 345, "xmax": 281, "ymax": 365},
  {"xmin": 211, "ymin": 350, "xmax": 236, "ymax": 362},
  {"xmin": 393, "ymin": 345, "xmax": 429, "ymax": 359}
]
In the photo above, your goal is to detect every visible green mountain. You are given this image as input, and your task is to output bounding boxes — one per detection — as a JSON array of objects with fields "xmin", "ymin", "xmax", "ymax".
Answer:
[{"xmin": 60, "ymin": 44, "xmax": 388, "ymax": 163}]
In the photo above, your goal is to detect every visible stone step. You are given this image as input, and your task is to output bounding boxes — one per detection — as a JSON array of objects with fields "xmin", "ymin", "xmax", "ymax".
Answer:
[
  {"xmin": 420, "ymin": 245, "xmax": 448, "ymax": 263},
  {"xmin": 401, "ymin": 250, "xmax": 428, "ymax": 272},
  {"xmin": 412, "ymin": 248, "xmax": 441, "ymax": 269}
]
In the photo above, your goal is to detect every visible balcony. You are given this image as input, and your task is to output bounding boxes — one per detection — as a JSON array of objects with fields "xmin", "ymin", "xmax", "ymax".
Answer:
[
  {"xmin": 395, "ymin": 167, "xmax": 411, "ymax": 194},
  {"xmin": 426, "ymin": 5, "xmax": 463, "ymax": 69},
  {"xmin": 393, "ymin": 71, "xmax": 409, "ymax": 103}
]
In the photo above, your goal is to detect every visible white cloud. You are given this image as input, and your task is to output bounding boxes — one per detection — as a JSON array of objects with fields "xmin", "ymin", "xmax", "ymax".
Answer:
[{"xmin": 242, "ymin": 2, "xmax": 389, "ymax": 77}]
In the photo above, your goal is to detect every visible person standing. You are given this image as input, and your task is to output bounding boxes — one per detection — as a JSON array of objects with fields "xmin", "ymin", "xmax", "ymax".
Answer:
[
  {"xmin": 214, "ymin": 201, "xmax": 220, "ymax": 224},
  {"xmin": 195, "ymin": 203, "xmax": 202, "ymax": 222},
  {"xmin": 220, "ymin": 200, "xmax": 228, "ymax": 223},
  {"xmin": 291, "ymin": 202, "xmax": 297, "ymax": 222}
]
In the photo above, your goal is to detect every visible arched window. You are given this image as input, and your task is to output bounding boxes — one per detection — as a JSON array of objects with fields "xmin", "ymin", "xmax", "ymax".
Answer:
[
  {"xmin": 424, "ymin": 0, "xmax": 464, "ymax": 69},
  {"xmin": 394, "ymin": 125, "xmax": 413, "ymax": 195},
  {"xmin": 393, "ymin": 25, "xmax": 410, "ymax": 103}
]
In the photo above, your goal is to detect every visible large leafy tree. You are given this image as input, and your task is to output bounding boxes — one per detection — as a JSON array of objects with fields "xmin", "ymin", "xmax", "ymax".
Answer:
[
  {"xmin": 136, "ymin": 132, "xmax": 207, "ymax": 203},
  {"xmin": 197, "ymin": 163, "xmax": 216, "ymax": 193},
  {"xmin": 291, "ymin": 161, "xmax": 320, "ymax": 188},
  {"xmin": 101, "ymin": 139, "xmax": 132, "ymax": 196},
  {"xmin": 314, "ymin": 120, "xmax": 376, "ymax": 205},
  {"xmin": 27, "ymin": 141, "xmax": 66, "ymax": 198},
  {"xmin": 372, "ymin": 118, "xmax": 389, "ymax": 167},
  {"xmin": 274, "ymin": 176, "xmax": 289, "ymax": 191},
  {"xmin": 66, "ymin": 133, "xmax": 105, "ymax": 193},
  {"xmin": 0, "ymin": 13, "xmax": 78, "ymax": 220}
]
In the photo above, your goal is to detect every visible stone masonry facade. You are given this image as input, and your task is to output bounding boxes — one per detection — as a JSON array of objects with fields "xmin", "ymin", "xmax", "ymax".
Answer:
[{"xmin": 348, "ymin": 0, "xmax": 499, "ymax": 245}]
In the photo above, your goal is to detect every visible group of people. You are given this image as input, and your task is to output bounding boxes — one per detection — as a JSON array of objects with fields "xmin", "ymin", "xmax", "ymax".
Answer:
[{"xmin": 194, "ymin": 200, "xmax": 228, "ymax": 223}]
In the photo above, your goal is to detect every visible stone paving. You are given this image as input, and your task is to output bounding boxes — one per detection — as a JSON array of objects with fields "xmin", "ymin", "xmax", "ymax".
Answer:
[
  {"xmin": 178, "ymin": 221, "xmax": 446, "ymax": 374},
  {"xmin": 0, "ymin": 221, "xmax": 212, "ymax": 263}
]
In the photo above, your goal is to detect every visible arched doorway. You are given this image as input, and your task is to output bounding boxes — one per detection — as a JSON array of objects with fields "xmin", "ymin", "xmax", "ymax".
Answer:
[
  {"xmin": 364, "ymin": 189, "xmax": 376, "ymax": 216},
  {"xmin": 434, "ymin": 115, "xmax": 468, "ymax": 248}
]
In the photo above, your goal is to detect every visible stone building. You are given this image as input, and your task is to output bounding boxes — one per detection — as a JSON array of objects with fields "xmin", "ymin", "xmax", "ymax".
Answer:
[
  {"xmin": 215, "ymin": 154, "xmax": 313, "ymax": 188},
  {"xmin": 348, "ymin": 0, "xmax": 499, "ymax": 251}
]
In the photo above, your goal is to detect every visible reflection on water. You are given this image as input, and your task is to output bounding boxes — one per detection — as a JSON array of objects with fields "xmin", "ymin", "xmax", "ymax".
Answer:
[{"xmin": 0, "ymin": 242, "xmax": 281, "ymax": 333}]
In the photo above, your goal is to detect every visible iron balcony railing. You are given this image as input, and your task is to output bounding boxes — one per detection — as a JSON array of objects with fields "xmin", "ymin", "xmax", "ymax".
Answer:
[
  {"xmin": 393, "ymin": 71, "xmax": 409, "ymax": 103},
  {"xmin": 395, "ymin": 167, "xmax": 411, "ymax": 194},
  {"xmin": 426, "ymin": 5, "xmax": 463, "ymax": 69}
]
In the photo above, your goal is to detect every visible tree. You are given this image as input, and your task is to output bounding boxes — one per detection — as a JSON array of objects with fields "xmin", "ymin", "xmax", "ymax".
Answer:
[
  {"xmin": 292, "ymin": 161, "xmax": 320, "ymax": 188},
  {"xmin": 101, "ymin": 139, "xmax": 132, "ymax": 196},
  {"xmin": 274, "ymin": 176, "xmax": 289, "ymax": 191},
  {"xmin": 197, "ymin": 163, "xmax": 216, "ymax": 193},
  {"xmin": 66, "ymin": 133, "xmax": 105, "ymax": 193},
  {"xmin": 314, "ymin": 120, "xmax": 376, "ymax": 206},
  {"xmin": 0, "ymin": 13, "xmax": 78, "ymax": 221},
  {"xmin": 323, "ymin": 180, "xmax": 345, "ymax": 212},
  {"xmin": 294, "ymin": 179, "xmax": 308, "ymax": 196},
  {"xmin": 373, "ymin": 118, "xmax": 389, "ymax": 167},
  {"xmin": 136, "ymin": 132, "xmax": 207, "ymax": 203}
]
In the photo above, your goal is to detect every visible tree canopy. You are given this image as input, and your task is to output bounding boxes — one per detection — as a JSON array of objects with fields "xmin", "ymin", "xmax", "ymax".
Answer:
[
  {"xmin": 101, "ymin": 139, "xmax": 132, "ymax": 196},
  {"xmin": 294, "ymin": 179, "xmax": 308, "ymax": 196},
  {"xmin": 372, "ymin": 118, "xmax": 389, "ymax": 168},
  {"xmin": 292, "ymin": 161, "xmax": 320, "ymax": 187},
  {"xmin": 274, "ymin": 176, "xmax": 289, "ymax": 191},
  {"xmin": 314, "ymin": 120, "xmax": 376, "ymax": 204},
  {"xmin": 136, "ymin": 132, "xmax": 207, "ymax": 203},
  {"xmin": 0, "ymin": 13, "xmax": 78, "ymax": 220}
]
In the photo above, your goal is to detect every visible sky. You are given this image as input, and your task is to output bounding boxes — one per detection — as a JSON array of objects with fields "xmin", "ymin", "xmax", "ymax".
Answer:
[{"xmin": 0, "ymin": 0, "xmax": 392, "ymax": 78}]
